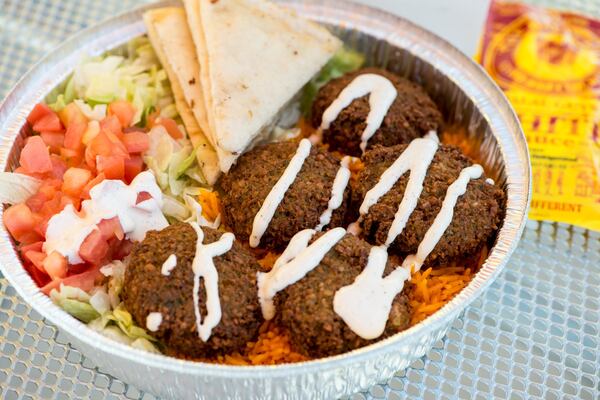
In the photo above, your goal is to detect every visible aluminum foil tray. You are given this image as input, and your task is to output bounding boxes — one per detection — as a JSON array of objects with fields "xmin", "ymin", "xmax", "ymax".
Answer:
[{"xmin": 0, "ymin": 0, "xmax": 598, "ymax": 399}]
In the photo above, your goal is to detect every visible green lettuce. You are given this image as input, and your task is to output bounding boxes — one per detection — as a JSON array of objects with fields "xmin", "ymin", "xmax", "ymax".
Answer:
[{"xmin": 300, "ymin": 47, "xmax": 365, "ymax": 115}]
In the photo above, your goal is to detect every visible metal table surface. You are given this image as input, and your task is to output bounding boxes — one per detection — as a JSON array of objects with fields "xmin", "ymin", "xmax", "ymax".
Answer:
[{"xmin": 1, "ymin": 1, "xmax": 599, "ymax": 399}]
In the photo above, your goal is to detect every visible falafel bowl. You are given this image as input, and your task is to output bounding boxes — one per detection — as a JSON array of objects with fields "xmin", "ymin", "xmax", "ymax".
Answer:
[{"xmin": 0, "ymin": 0, "xmax": 530, "ymax": 398}]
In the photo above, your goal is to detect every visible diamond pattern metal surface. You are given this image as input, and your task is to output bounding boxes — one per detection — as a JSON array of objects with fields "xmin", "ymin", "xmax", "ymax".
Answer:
[{"xmin": 1, "ymin": 0, "xmax": 599, "ymax": 399}]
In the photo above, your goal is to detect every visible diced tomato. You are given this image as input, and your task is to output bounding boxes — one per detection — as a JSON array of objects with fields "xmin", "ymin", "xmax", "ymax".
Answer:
[
  {"xmin": 64, "ymin": 120, "xmax": 87, "ymax": 151},
  {"xmin": 20, "ymin": 241, "xmax": 43, "ymax": 254},
  {"xmin": 3, "ymin": 203, "xmax": 41, "ymax": 243},
  {"xmin": 108, "ymin": 100, "xmax": 136, "ymax": 128},
  {"xmin": 61, "ymin": 167, "xmax": 92, "ymax": 197},
  {"xmin": 84, "ymin": 146, "xmax": 96, "ymax": 170},
  {"xmin": 88, "ymin": 131, "xmax": 128, "ymax": 160},
  {"xmin": 100, "ymin": 115, "xmax": 123, "ymax": 139},
  {"xmin": 32, "ymin": 112, "xmax": 63, "ymax": 133},
  {"xmin": 124, "ymin": 155, "xmax": 144, "ymax": 183},
  {"xmin": 40, "ymin": 131, "xmax": 65, "ymax": 154},
  {"xmin": 57, "ymin": 103, "xmax": 87, "ymax": 128},
  {"xmin": 50, "ymin": 155, "xmax": 67, "ymax": 180},
  {"xmin": 60, "ymin": 195, "xmax": 80, "ymax": 211},
  {"xmin": 41, "ymin": 265, "xmax": 101, "ymax": 295},
  {"xmin": 60, "ymin": 147, "xmax": 84, "ymax": 167},
  {"xmin": 79, "ymin": 230, "xmax": 109, "ymax": 265},
  {"xmin": 96, "ymin": 155, "xmax": 125, "ymax": 180},
  {"xmin": 82, "ymin": 120, "xmax": 100, "ymax": 145},
  {"xmin": 24, "ymin": 250, "xmax": 46, "ymax": 271},
  {"xmin": 43, "ymin": 251, "xmax": 68, "ymax": 280},
  {"xmin": 19, "ymin": 136, "xmax": 52, "ymax": 174},
  {"xmin": 27, "ymin": 104, "xmax": 53, "ymax": 126},
  {"xmin": 156, "ymin": 117, "xmax": 183, "ymax": 139},
  {"xmin": 105, "ymin": 131, "xmax": 129, "ymax": 158},
  {"xmin": 97, "ymin": 217, "xmax": 125, "ymax": 241},
  {"xmin": 136, "ymin": 191, "xmax": 153, "ymax": 204},
  {"xmin": 24, "ymin": 261, "xmax": 51, "ymax": 288},
  {"xmin": 81, "ymin": 173, "xmax": 105, "ymax": 199},
  {"xmin": 113, "ymin": 239, "xmax": 133, "ymax": 260},
  {"xmin": 122, "ymin": 132, "xmax": 149, "ymax": 153}
]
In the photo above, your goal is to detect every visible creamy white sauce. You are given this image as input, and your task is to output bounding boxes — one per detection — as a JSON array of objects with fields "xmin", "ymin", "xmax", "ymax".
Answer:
[
  {"xmin": 333, "ymin": 246, "xmax": 410, "ymax": 339},
  {"xmin": 486, "ymin": 178, "xmax": 495, "ymax": 185},
  {"xmin": 257, "ymin": 227, "xmax": 346, "ymax": 320},
  {"xmin": 249, "ymin": 138, "xmax": 312, "ymax": 248},
  {"xmin": 146, "ymin": 312, "xmax": 163, "ymax": 332},
  {"xmin": 44, "ymin": 171, "xmax": 167, "ymax": 264},
  {"xmin": 320, "ymin": 74, "xmax": 397, "ymax": 153},
  {"xmin": 401, "ymin": 164, "xmax": 483, "ymax": 272},
  {"xmin": 161, "ymin": 254, "xmax": 177, "ymax": 276},
  {"xmin": 315, "ymin": 156, "xmax": 351, "ymax": 232},
  {"xmin": 189, "ymin": 222, "xmax": 234, "ymax": 342},
  {"xmin": 349, "ymin": 132, "xmax": 439, "ymax": 240}
]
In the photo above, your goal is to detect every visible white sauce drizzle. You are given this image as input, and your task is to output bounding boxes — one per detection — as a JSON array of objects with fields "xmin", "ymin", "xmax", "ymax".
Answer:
[
  {"xmin": 189, "ymin": 222, "xmax": 234, "ymax": 342},
  {"xmin": 44, "ymin": 171, "xmax": 167, "ymax": 264},
  {"xmin": 146, "ymin": 312, "xmax": 163, "ymax": 332},
  {"xmin": 349, "ymin": 132, "xmax": 439, "ymax": 240},
  {"xmin": 333, "ymin": 246, "xmax": 410, "ymax": 339},
  {"xmin": 257, "ymin": 227, "xmax": 346, "ymax": 320},
  {"xmin": 161, "ymin": 254, "xmax": 177, "ymax": 276},
  {"xmin": 249, "ymin": 138, "xmax": 312, "ymax": 248},
  {"xmin": 401, "ymin": 165, "xmax": 484, "ymax": 272},
  {"xmin": 315, "ymin": 156, "xmax": 352, "ymax": 232},
  {"xmin": 486, "ymin": 178, "xmax": 495, "ymax": 185},
  {"xmin": 319, "ymin": 74, "xmax": 397, "ymax": 153},
  {"xmin": 333, "ymin": 134, "xmax": 485, "ymax": 339}
]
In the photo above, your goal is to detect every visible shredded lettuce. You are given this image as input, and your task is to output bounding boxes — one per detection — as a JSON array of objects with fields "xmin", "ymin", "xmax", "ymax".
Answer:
[
  {"xmin": 0, "ymin": 172, "xmax": 42, "ymax": 204},
  {"xmin": 47, "ymin": 37, "xmax": 175, "ymax": 126},
  {"xmin": 50, "ymin": 259, "xmax": 159, "ymax": 354},
  {"xmin": 300, "ymin": 47, "xmax": 365, "ymax": 115}
]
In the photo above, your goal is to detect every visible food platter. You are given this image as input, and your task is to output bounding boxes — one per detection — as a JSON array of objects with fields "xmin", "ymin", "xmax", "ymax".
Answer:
[{"xmin": 0, "ymin": 0, "xmax": 530, "ymax": 399}]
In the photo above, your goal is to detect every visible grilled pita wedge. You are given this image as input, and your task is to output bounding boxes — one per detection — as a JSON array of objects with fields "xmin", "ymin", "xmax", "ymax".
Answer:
[
  {"xmin": 143, "ymin": 8, "xmax": 221, "ymax": 185},
  {"xmin": 183, "ymin": 0, "xmax": 341, "ymax": 171}
]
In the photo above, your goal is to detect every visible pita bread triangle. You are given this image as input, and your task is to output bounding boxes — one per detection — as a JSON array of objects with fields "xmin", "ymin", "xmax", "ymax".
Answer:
[
  {"xmin": 185, "ymin": 0, "xmax": 341, "ymax": 169},
  {"xmin": 143, "ymin": 8, "xmax": 221, "ymax": 185}
]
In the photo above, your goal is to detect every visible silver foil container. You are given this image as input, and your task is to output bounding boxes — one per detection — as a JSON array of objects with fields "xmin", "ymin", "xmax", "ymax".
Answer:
[{"xmin": 0, "ymin": 1, "xmax": 531, "ymax": 398}]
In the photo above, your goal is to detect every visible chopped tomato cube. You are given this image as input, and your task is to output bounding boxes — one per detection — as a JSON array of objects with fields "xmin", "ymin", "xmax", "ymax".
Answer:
[
  {"xmin": 60, "ymin": 147, "xmax": 84, "ymax": 167},
  {"xmin": 24, "ymin": 261, "xmax": 51, "ymax": 288},
  {"xmin": 81, "ymin": 173, "xmax": 105, "ymax": 199},
  {"xmin": 58, "ymin": 103, "xmax": 87, "ymax": 128},
  {"xmin": 3, "ymin": 203, "xmax": 40, "ymax": 243},
  {"xmin": 82, "ymin": 120, "xmax": 101, "ymax": 145},
  {"xmin": 64, "ymin": 120, "xmax": 87, "ymax": 151},
  {"xmin": 40, "ymin": 131, "xmax": 65, "ymax": 154},
  {"xmin": 62, "ymin": 167, "xmax": 92, "ymax": 197},
  {"xmin": 32, "ymin": 112, "xmax": 63, "ymax": 133},
  {"xmin": 122, "ymin": 131, "xmax": 149, "ymax": 153},
  {"xmin": 50, "ymin": 155, "xmax": 67, "ymax": 180},
  {"xmin": 79, "ymin": 230, "xmax": 109, "ymax": 265},
  {"xmin": 136, "ymin": 191, "xmax": 153, "ymax": 204},
  {"xmin": 25, "ymin": 250, "xmax": 46, "ymax": 270},
  {"xmin": 41, "ymin": 265, "xmax": 101, "ymax": 295},
  {"xmin": 124, "ymin": 155, "xmax": 144, "ymax": 183},
  {"xmin": 97, "ymin": 155, "xmax": 125, "ymax": 180},
  {"xmin": 156, "ymin": 117, "xmax": 183, "ymax": 139},
  {"xmin": 108, "ymin": 100, "xmax": 136, "ymax": 128},
  {"xmin": 20, "ymin": 241, "xmax": 43, "ymax": 254},
  {"xmin": 113, "ymin": 239, "xmax": 134, "ymax": 260},
  {"xmin": 27, "ymin": 104, "xmax": 53, "ymax": 126},
  {"xmin": 43, "ymin": 251, "xmax": 68, "ymax": 280},
  {"xmin": 97, "ymin": 217, "xmax": 125, "ymax": 241},
  {"xmin": 100, "ymin": 115, "xmax": 123, "ymax": 138},
  {"xmin": 19, "ymin": 136, "xmax": 52, "ymax": 174}
]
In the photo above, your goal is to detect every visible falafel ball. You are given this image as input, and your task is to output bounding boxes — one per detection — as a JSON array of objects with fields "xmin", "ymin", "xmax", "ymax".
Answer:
[
  {"xmin": 121, "ymin": 223, "xmax": 263, "ymax": 359},
  {"xmin": 311, "ymin": 67, "xmax": 443, "ymax": 156},
  {"xmin": 219, "ymin": 140, "xmax": 350, "ymax": 250},
  {"xmin": 276, "ymin": 233, "xmax": 411, "ymax": 358},
  {"xmin": 351, "ymin": 144, "xmax": 505, "ymax": 266}
]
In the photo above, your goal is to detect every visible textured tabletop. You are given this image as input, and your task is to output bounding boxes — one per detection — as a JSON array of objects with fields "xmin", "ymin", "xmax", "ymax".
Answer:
[{"xmin": 1, "ymin": 1, "xmax": 600, "ymax": 399}]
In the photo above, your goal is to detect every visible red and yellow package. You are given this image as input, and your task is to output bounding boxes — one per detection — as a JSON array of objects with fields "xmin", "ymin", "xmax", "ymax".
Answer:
[{"xmin": 477, "ymin": 0, "xmax": 600, "ymax": 231}]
